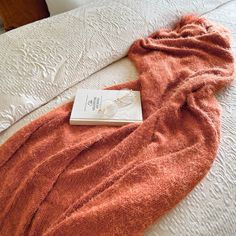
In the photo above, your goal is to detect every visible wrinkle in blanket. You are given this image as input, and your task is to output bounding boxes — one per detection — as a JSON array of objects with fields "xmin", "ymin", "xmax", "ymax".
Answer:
[{"xmin": 0, "ymin": 15, "xmax": 234, "ymax": 236}]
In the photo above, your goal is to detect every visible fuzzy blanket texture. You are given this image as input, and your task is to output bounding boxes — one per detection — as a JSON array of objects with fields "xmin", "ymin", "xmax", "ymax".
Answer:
[{"xmin": 0, "ymin": 15, "xmax": 234, "ymax": 236}]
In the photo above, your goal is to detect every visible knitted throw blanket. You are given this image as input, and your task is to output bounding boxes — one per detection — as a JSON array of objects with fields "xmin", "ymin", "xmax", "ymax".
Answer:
[{"xmin": 0, "ymin": 16, "xmax": 234, "ymax": 236}]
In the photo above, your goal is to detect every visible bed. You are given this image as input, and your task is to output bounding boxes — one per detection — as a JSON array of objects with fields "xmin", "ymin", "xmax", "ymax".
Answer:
[{"xmin": 0, "ymin": 0, "xmax": 235, "ymax": 235}]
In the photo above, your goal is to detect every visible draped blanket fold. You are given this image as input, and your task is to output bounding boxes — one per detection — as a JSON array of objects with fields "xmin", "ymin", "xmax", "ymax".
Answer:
[{"xmin": 0, "ymin": 15, "xmax": 234, "ymax": 236}]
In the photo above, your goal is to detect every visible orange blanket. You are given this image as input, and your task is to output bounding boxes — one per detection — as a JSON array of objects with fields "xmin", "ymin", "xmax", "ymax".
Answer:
[{"xmin": 0, "ymin": 16, "xmax": 234, "ymax": 236}]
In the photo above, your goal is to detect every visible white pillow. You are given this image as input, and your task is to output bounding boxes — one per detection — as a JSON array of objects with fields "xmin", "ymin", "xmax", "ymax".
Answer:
[{"xmin": 46, "ymin": 0, "xmax": 92, "ymax": 15}]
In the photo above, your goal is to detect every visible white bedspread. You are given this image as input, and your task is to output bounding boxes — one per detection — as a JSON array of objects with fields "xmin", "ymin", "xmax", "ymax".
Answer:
[
  {"xmin": 0, "ymin": 0, "xmax": 232, "ymax": 132},
  {"xmin": 0, "ymin": 0, "xmax": 236, "ymax": 235}
]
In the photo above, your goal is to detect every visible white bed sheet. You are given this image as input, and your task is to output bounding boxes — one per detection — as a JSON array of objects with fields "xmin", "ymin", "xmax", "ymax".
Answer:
[{"xmin": 0, "ymin": 1, "xmax": 236, "ymax": 236}]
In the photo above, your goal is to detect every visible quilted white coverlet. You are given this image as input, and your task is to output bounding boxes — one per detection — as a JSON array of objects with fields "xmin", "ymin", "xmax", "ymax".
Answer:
[
  {"xmin": 0, "ymin": 0, "xmax": 232, "ymax": 132},
  {"xmin": 0, "ymin": 1, "xmax": 236, "ymax": 236}
]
